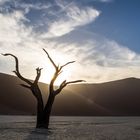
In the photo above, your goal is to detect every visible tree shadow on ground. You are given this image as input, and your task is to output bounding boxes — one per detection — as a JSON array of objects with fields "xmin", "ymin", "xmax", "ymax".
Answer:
[{"xmin": 24, "ymin": 128, "xmax": 52, "ymax": 140}]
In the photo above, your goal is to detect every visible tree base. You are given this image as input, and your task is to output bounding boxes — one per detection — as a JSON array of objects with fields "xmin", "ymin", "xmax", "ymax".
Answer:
[{"xmin": 36, "ymin": 123, "xmax": 49, "ymax": 129}]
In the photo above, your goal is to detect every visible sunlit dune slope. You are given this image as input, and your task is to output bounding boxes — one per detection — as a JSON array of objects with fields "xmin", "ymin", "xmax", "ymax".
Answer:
[{"xmin": 0, "ymin": 73, "xmax": 140, "ymax": 116}]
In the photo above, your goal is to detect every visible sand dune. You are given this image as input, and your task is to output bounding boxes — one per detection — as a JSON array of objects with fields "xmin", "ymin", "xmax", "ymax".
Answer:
[{"xmin": 0, "ymin": 73, "xmax": 140, "ymax": 116}]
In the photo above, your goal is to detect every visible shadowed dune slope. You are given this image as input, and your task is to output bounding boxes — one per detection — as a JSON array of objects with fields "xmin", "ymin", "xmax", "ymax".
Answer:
[{"xmin": 0, "ymin": 73, "xmax": 140, "ymax": 116}]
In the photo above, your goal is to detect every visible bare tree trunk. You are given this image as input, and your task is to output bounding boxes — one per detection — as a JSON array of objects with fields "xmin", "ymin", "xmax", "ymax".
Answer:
[
  {"xmin": 36, "ymin": 100, "xmax": 44, "ymax": 128},
  {"xmin": 36, "ymin": 94, "xmax": 55, "ymax": 129},
  {"xmin": 44, "ymin": 94, "xmax": 55, "ymax": 129}
]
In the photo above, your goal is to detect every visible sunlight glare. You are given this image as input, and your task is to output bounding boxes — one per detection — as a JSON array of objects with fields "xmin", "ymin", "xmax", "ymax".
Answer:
[{"xmin": 40, "ymin": 51, "xmax": 74, "ymax": 86}]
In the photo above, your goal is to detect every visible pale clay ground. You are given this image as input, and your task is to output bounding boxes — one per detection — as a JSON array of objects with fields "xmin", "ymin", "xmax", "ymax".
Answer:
[{"xmin": 0, "ymin": 116, "xmax": 140, "ymax": 140}]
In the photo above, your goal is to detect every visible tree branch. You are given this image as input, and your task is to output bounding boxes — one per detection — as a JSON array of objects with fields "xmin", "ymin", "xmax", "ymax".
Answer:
[
  {"xmin": 43, "ymin": 48, "xmax": 57, "ymax": 70},
  {"xmin": 34, "ymin": 67, "xmax": 43, "ymax": 85},
  {"xmin": 2, "ymin": 53, "xmax": 32, "ymax": 85},
  {"xmin": 59, "ymin": 61, "xmax": 75, "ymax": 71},
  {"xmin": 2, "ymin": 53, "xmax": 44, "ymax": 111},
  {"xmin": 49, "ymin": 71, "xmax": 59, "ymax": 93},
  {"xmin": 54, "ymin": 80, "xmax": 85, "ymax": 96},
  {"xmin": 20, "ymin": 84, "xmax": 31, "ymax": 89},
  {"xmin": 43, "ymin": 49, "xmax": 61, "ymax": 92},
  {"xmin": 65, "ymin": 80, "xmax": 86, "ymax": 85}
]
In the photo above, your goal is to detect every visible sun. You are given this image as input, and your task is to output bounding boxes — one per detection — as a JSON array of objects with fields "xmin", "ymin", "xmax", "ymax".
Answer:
[
  {"xmin": 41, "ymin": 66, "xmax": 72, "ymax": 86},
  {"xmin": 40, "ymin": 51, "xmax": 74, "ymax": 86}
]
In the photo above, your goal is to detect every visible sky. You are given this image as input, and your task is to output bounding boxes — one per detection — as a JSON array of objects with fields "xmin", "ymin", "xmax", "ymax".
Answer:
[{"xmin": 0, "ymin": 0, "xmax": 140, "ymax": 84}]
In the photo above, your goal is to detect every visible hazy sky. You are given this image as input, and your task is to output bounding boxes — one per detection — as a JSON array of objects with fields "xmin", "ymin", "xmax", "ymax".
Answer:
[{"xmin": 0, "ymin": 0, "xmax": 140, "ymax": 84}]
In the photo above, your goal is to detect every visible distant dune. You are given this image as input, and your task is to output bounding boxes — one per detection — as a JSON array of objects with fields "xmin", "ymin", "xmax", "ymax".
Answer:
[{"xmin": 0, "ymin": 73, "xmax": 140, "ymax": 116}]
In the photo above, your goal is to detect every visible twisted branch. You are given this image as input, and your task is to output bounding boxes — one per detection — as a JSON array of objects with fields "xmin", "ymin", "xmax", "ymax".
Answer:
[
  {"xmin": 2, "ymin": 53, "xmax": 44, "ymax": 105},
  {"xmin": 2, "ymin": 53, "xmax": 32, "ymax": 85}
]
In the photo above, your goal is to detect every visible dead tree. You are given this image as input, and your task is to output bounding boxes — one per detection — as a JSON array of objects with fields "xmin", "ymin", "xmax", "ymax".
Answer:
[{"xmin": 2, "ymin": 49, "xmax": 84, "ymax": 129}]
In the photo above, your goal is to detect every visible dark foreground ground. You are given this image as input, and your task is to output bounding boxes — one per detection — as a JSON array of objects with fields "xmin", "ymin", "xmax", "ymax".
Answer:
[{"xmin": 0, "ymin": 116, "xmax": 140, "ymax": 140}]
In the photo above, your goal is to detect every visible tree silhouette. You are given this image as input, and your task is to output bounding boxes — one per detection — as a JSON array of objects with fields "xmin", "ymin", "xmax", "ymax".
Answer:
[{"xmin": 2, "ymin": 49, "xmax": 84, "ymax": 129}]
